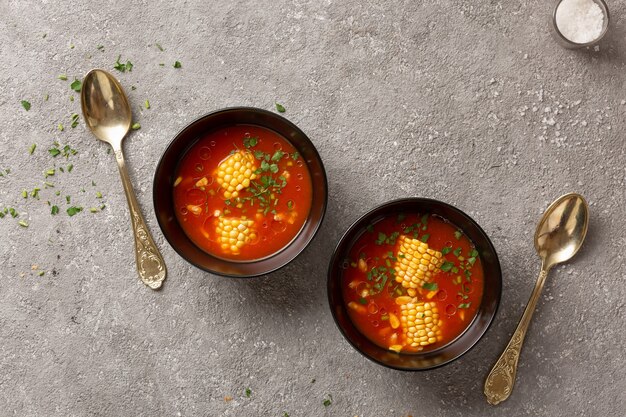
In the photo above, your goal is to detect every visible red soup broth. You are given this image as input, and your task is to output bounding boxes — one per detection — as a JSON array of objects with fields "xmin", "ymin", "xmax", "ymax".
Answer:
[
  {"xmin": 341, "ymin": 213, "xmax": 484, "ymax": 353},
  {"xmin": 173, "ymin": 125, "xmax": 312, "ymax": 261}
]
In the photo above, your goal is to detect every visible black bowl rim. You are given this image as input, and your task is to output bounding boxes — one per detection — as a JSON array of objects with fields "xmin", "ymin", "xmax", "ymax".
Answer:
[
  {"xmin": 153, "ymin": 106, "xmax": 328, "ymax": 278},
  {"xmin": 327, "ymin": 197, "xmax": 502, "ymax": 371}
]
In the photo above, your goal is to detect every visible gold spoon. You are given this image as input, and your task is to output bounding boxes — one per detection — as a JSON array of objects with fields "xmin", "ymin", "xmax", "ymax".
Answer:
[
  {"xmin": 81, "ymin": 69, "xmax": 166, "ymax": 290},
  {"xmin": 484, "ymin": 193, "xmax": 589, "ymax": 404}
]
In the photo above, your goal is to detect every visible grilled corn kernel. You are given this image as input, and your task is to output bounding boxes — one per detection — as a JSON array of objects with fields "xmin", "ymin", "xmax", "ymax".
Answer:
[
  {"xmin": 394, "ymin": 235, "xmax": 444, "ymax": 289},
  {"xmin": 215, "ymin": 151, "xmax": 257, "ymax": 199},
  {"xmin": 216, "ymin": 217, "xmax": 256, "ymax": 255},
  {"xmin": 399, "ymin": 299, "xmax": 443, "ymax": 350}
]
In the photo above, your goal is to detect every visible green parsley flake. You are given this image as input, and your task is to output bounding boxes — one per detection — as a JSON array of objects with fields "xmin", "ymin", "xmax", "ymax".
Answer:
[
  {"xmin": 440, "ymin": 261, "xmax": 455, "ymax": 272},
  {"xmin": 58, "ymin": 74, "xmax": 68, "ymax": 80},
  {"xmin": 58, "ymin": 123, "xmax": 64, "ymax": 131},
  {"xmin": 21, "ymin": 190, "xmax": 28, "ymax": 198},
  {"xmin": 245, "ymin": 388, "xmax": 251, "ymax": 398},
  {"xmin": 155, "ymin": 43, "xmax": 164, "ymax": 51},
  {"xmin": 173, "ymin": 61, "xmax": 182, "ymax": 68},
  {"xmin": 18, "ymin": 220, "xmax": 28, "ymax": 227},
  {"xmin": 454, "ymin": 230, "xmax": 462, "ymax": 240},
  {"xmin": 51, "ymin": 205, "xmax": 59, "ymax": 215},
  {"xmin": 323, "ymin": 395, "xmax": 332, "ymax": 407},
  {"xmin": 275, "ymin": 102, "xmax": 286, "ymax": 113},
  {"xmin": 21, "ymin": 100, "xmax": 31, "ymax": 111},
  {"xmin": 38, "ymin": 270, "xmax": 45, "ymax": 276},
  {"xmin": 422, "ymin": 282, "xmax": 438, "ymax": 291},
  {"xmin": 131, "ymin": 123, "xmax": 141, "ymax": 130},
  {"xmin": 113, "ymin": 55, "xmax": 133, "ymax": 72},
  {"xmin": 49, "ymin": 147, "xmax": 61, "ymax": 157},
  {"xmin": 70, "ymin": 79, "xmax": 82, "ymax": 92},
  {"xmin": 144, "ymin": 99, "xmax": 150, "ymax": 109},
  {"xmin": 66, "ymin": 206, "xmax": 82, "ymax": 216}
]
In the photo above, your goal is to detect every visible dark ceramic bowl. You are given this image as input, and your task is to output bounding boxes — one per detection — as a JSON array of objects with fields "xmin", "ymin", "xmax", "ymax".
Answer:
[
  {"xmin": 153, "ymin": 107, "xmax": 327, "ymax": 277},
  {"xmin": 327, "ymin": 198, "xmax": 501, "ymax": 371}
]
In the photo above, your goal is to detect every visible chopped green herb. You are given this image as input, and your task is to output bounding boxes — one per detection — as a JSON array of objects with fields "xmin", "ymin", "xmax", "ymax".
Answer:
[
  {"xmin": 287, "ymin": 200, "xmax": 293, "ymax": 211},
  {"xmin": 65, "ymin": 195, "xmax": 71, "ymax": 204},
  {"xmin": 375, "ymin": 232, "xmax": 387, "ymax": 245},
  {"xmin": 18, "ymin": 220, "xmax": 28, "ymax": 227},
  {"xmin": 271, "ymin": 150, "xmax": 285, "ymax": 162},
  {"xmin": 144, "ymin": 99, "xmax": 150, "ymax": 109},
  {"xmin": 422, "ymin": 282, "xmax": 438, "ymax": 291},
  {"xmin": 283, "ymin": 413, "xmax": 289, "ymax": 417},
  {"xmin": 454, "ymin": 230, "xmax": 462, "ymax": 240},
  {"xmin": 58, "ymin": 74, "xmax": 68, "ymax": 80},
  {"xmin": 243, "ymin": 136, "xmax": 258, "ymax": 148},
  {"xmin": 45, "ymin": 169, "xmax": 55, "ymax": 177},
  {"xmin": 69, "ymin": 96, "xmax": 74, "ymax": 102},
  {"xmin": 70, "ymin": 79, "xmax": 82, "ymax": 92},
  {"xmin": 9, "ymin": 208, "xmax": 18, "ymax": 218},
  {"xmin": 366, "ymin": 224, "xmax": 374, "ymax": 233},
  {"xmin": 96, "ymin": 191, "xmax": 103, "ymax": 198},
  {"xmin": 131, "ymin": 123, "xmax": 141, "ymax": 130},
  {"xmin": 275, "ymin": 102, "xmax": 286, "ymax": 113},
  {"xmin": 51, "ymin": 205, "xmax": 59, "ymax": 215},
  {"xmin": 323, "ymin": 395, "xmax": 332, "ymax": 407},
  {"xmin": 458, "ymin": 302, "xmax": 472, "ymax": 309},
  {"xmin": 245, "ymin": 388, "xmax": 251, "ymax": 398},
  {"xmin": 21, "ymin": 100, "xmax": 31, "ymax": 111},
  {"xmin": 441, "ymin": 246, "xmax": 452, "ymax": 255},
  {"xmin": 58, "ymin": 123, "xmax": 64, "ymax": 131},
  {"xmin": 31, "ymin": 188, "xmax": 40, "ymax": 199},
  {"xmin": 89, "ymin": 207, "xmax": 98, "ymax": 213},
  {"xmin": 291, "ymin": 151, "xmax": 299, "ymax": 160},
  {"xmin": 113, "ymin": 55, "xmax": 133, "ymax": 72},
  {"xmin": 469, "ymin": 249, "xmax": 479, "ymax": 258},
  {"xmin": 440, "ymin": 261, "xmax": 455, "ymax": 272},
  {"xmin": 21, "ymin": 190, "xmax": 27, "ymax": 198},
  {"xmin": 453, "ymin": 247, "xmax": 462, "ymax": 257},
  {"xmin": 66, "ymin": 206, "xmax": 82, "ymax": 216},
  {"xmin": 44, "ymin": 94, "xmax": 49, "ymax": 101},
  {"xmin": 173, "ymin": 61, "xmax": 182, "ymax": 68},
  {"xmin": 38, "ymin": 271, "xmax": 45, "ymax": 276},
  {"xmin": 159, "ymin": 63, "xmax": 165, "ymax": 67},
  {"xmin": 420, "ymin": 233, "xmax": 430, "ymax": 243},
  {"xmin": 97, "ymin": 45, "xmax": 104, "ymax": 51},
  {"xmin": 358, "ymin": 297, "xmax": 367, "ymax": 305},
  {"xmin": 67, "ymin": 164, "xmax": 73, "ymax": 172},
  {"xmin": 155, "ymin": 43, "xmax": 164, "ymax": 51},
  {"xmin": 49, "ymin": 147, "xmax": 61, "ymax": 157}
]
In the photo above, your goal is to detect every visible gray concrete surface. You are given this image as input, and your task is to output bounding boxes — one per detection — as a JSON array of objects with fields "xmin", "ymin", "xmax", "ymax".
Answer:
[{"xmin": 1, "ymin": 0, "xmax": 625, "ymax": 416}]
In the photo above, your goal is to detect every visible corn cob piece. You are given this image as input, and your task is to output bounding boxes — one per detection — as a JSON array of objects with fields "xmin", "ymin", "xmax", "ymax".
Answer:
[
  {"xmin": 398, "ymin": 298, "xmax": 442, "ymax": 350},
  {"xmin": 216, "ymin": 216, "xmax": 257, "ymax": 255},
  {"xmin": 394, "ymin": 235, "xmax": 444, "ymax": 289},
  {"xmin": 215, "ymin": 151, "xmax": 258, "ymax": 199}
]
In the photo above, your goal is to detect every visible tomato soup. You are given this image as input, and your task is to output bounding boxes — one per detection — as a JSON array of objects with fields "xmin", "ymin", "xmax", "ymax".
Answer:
[
  {"xmin": 173, "ymin": 125, "xmax": 312, "ymax": 261},
  {"xmin": 341, "ymin": 213, "xmax": 484, "ymax": 353}
]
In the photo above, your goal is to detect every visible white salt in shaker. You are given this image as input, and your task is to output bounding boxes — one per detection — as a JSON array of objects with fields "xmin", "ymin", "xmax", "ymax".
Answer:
[{"xmin": 551, "ymin": 0, "xmax": 610, "ymax": 49}]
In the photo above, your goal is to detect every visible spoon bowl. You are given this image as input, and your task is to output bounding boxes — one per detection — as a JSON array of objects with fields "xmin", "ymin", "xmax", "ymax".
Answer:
[
  {"xmin": 484, "ymin": 193, "xmax": 589, "ymax": 405},
  {"xmin": 535, "ymin": 193, "xmax": 589, "ymax": 270},
  {"xmin": 81, "ymin": 69, "xmax": 131, "ymax": 146},
  {"xmin": 80, "ymin": 69, "xmax": 166, "ymax": 290}
]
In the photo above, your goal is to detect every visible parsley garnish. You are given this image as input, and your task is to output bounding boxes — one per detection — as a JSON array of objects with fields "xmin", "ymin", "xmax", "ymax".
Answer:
[
  {"xmin": 440, "ymin": 261, "xmax": 454, "ymax": 272},
  {"xmin": 422, "ymin": 282, "xmax": 438, "ymax": 291},
  {"xmin": 51, "ymin": 206, "xmax": 59, "ymax": 215},
  {"xmin": 70, "ymin": 79, "xmax": 82, "ymax": 92},
  {"xmin": 131, "ymin": 123, "xmax": 141, "ymax": 130},
  {"xmin": 113, "ymin": 55, "xmax": 133, "ymax": 72},
  {"xmin": 275, "ymin": 102, "xmax": 286, "ymax": 113},
  {"xmin": 243, "ymin": 137, "xmax": 258, "ymax": 148},
  {"xmin": 245, "ymin": 388, "xmax": 251, "ymax": 398},
  {"xmin": 454, "ymin": 230, "xmax": 462, "ymax": 240},
  {"xmin": 66, "ymin": 206, "xmax": 82, "ymax": 216},
  {"xmin": 21, "ymin": 100, "xmax": 31, "ymax": 111},
  {"xmin": 458, "ymin": 302, "xmax": 472, "ymax": 309},
  {"xmin": 323, "ymin": 395, "xmax": 332, "ymax": 407},
  {"xmin": 173, "ymin": 61, "xmax": 182, "ymax": 68},
  {"xmin": 441, "ymin": 246, "xmax": 452, "ymax": 255}
]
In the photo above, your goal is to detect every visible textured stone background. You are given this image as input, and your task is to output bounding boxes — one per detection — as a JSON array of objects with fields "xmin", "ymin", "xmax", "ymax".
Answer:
[{"xmin": 1, "ymin": 0, "xmax": 625, "ymax": 416}]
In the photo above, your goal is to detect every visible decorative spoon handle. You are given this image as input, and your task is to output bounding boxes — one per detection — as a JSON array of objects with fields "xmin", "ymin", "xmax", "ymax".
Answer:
[
  {"xmin": 484, "ymin": 268, "xmax": 549, "ymax": 405},
  {"xmin": 113, "ymin": 146, "xmax": 167, "ymax": 290}
]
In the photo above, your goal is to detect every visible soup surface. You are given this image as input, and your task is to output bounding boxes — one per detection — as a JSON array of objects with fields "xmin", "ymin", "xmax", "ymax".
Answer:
[
  {"xmin": 341, "ymin": 213, "xmax": 484, "ymax": 353},
  {"xmin": 173, "ymin": 125, "xmax": 312, "ymax": 261}
]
